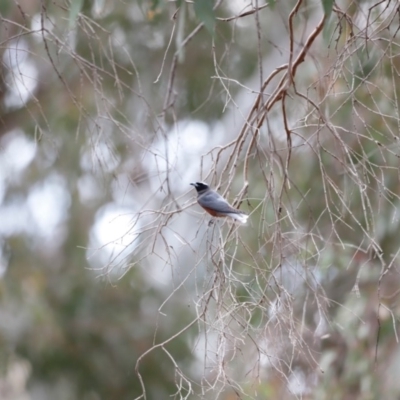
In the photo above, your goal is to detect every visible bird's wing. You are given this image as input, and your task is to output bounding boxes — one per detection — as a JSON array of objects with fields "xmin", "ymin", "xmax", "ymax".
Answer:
[{"xmin": 199, "ymin": 192, "xmax": 243, "ymax": 214}]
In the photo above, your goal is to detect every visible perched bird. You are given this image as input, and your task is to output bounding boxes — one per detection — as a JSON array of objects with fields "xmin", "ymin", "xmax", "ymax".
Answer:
[{"xmin": 190, "ymin": 182, "xmax": 248, "ymax": 224}]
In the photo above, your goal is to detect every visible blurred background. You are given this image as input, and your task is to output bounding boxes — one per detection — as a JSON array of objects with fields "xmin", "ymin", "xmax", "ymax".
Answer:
[{"xmin": 1, "ymin": 0, "xmax": 400, "ymax": 399}]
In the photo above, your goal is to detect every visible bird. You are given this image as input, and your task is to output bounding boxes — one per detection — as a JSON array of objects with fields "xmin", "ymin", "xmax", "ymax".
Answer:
[{"xmin": 190, "ymin": 182, "xmax": 248, "ymax": 224}]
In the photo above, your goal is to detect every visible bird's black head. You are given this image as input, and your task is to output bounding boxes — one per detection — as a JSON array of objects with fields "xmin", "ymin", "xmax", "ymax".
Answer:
[{"xmin": 190, "ymin": 182, "xmax": 209, "ymax": 193}]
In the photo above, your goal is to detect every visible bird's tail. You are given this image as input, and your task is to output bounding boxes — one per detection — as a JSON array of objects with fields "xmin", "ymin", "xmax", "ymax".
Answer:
[{"xmin": 230, "ymin": 212, "xmax": 248, "ymax": 224}]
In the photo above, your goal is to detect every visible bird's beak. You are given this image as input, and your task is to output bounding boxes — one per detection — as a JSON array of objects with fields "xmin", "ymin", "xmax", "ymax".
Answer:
[{"xmin": 190, "ymin": 183, "xmax": 195, "ymax": 186}]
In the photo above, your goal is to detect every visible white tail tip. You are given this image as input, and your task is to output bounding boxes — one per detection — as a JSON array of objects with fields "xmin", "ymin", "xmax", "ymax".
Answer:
[{"xmin": 230, "ymin": 213, "xmax": 248, "ymax": 224}]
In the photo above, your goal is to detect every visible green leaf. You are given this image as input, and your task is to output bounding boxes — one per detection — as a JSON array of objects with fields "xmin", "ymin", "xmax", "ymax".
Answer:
[
  {"xmin": 321, "ymin": 0, "xmax": 334, "ymax": 19},
  {"xmin": 267, "ymin": 0, "xmax": 276, "ymax": 9},
  {"xmin": 194, "ymin": 0, "xmax": 215, "ymax": 35},
  {"xmin": 69, "ymin": 0, "xmax": 84, "ymax": 28}
]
